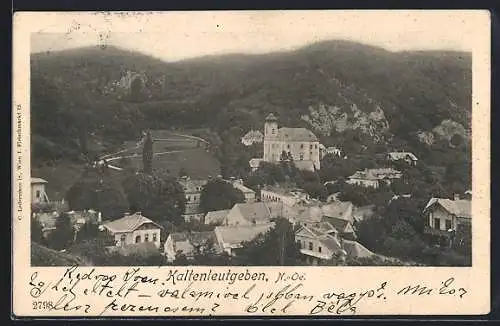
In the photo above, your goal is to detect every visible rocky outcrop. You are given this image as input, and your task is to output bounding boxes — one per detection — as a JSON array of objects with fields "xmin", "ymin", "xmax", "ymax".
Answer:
[{"xmin": 301, "ymin": 102, "xmax": 390, "ymax": 142}]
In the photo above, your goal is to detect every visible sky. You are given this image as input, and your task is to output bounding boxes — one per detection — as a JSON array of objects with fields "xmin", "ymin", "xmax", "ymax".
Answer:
[{"xmin": 29, "ymin": 11, "xmax": 485, "ymax": 62}]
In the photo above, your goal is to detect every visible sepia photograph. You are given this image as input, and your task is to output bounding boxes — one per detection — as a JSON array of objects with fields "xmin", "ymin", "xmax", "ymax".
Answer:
[
  {"xmin": 12, "ymin": 10, "xmax": 491, "ymax": 317},
  {"xmin": 28, "ymin": 12, "xmax": 474, "ymax": 268}
]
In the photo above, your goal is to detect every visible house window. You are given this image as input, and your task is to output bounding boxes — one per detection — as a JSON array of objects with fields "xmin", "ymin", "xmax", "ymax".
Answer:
[
  {"xmin": 310, "ymin": 144, "xmax": 313, "ymax": 149},
  {"xmin": 315, "ymin": 144, "xmax": 318, "ymax": 149},
  {"xmin": 135, "ymin": 235, "xmax": 141, "ymax": 243},
  {"xmin": 434, "ymin": 218, "xmax": 441, "ymax": 229},
  {"xmin": 153, "ymin": 233, "xmax": 157, "ymax": 242},
  {"xmin": 445, "ymin": 220, "xmax": 452, "ymax": 231},
  {"xmin": 36, "ymin": 190, "xmax": 40, "ymax": 198},
  {"xmin": 309, "ymin": 242, "xmax": 313, "ymax": 250},
  {"xmin": 318, "ymin": 246, "xmax": 322, "ymax": 253},
  {"xmin": 120, "ymin": 234, "xmax": 126, "ymax": 246},
  {"xmin": 272, "ymin": 128, "xmax": 276, "ymax": 135},
  {"xmin": 145, "ymin": 234, "xmax": 149, "ymax": 242},
  {"xmin": 299, "ymin": 154, "xmax": 304, "ymax": 160},
  {"xmin": 187, "ymin": 196, "xmax": 191, "ymax": 201},
  {"xmin": 310, "ymin": 151, "xmax": 313, "ymax": 156},
  {"xmin": 287, "ymin": 144, "xmax": 290, "ymax": 149},
  {"xmin": 300, "ymin": 144, "xmax": 304, "ymax": 149}
]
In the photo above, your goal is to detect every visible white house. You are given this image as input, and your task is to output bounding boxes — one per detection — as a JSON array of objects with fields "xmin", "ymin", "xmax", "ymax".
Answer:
[
  {"xmin": 31, "ymin": 177, "xmax": 49, "ymax": 204},
  {"xmin": 346, "ymin": 168, "xmax": 402, "ymax": 188},
  {"xmin": 241, "ymin": 130, "xmax": 264, "ymax": 146},
  {"xmin": 295, "ymin": 222, "xmax": 345, "ymax": 265},
  {"xmin": 387, "ymin": 151, "xmax": 418, "ymax": 166},
  {"xmin": 260, "ymin": 185, "xmax": 312, "ymax": 207},
  {"xmin": 102, "ymin": 212, "xmax": 162, "ymax": 249},
  {"xmin": 423, "ymin": 195, "xmax": 471, "ymax": 234}
]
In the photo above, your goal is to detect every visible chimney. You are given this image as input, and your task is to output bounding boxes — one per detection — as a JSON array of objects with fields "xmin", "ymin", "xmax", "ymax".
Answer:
[{"xmin": 453, "ymin": 193, "xmax": 460, "ymax": 201}]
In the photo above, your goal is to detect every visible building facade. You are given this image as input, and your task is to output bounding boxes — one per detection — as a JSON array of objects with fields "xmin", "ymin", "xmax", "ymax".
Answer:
[
  {"xmin": 263, "ymin": 113, "xmax": 321, "ymax": 170},
  {"xmin": 31, "ymin": 177, "xmax": 49, "ymax": 204},
  {"xmin": 102, "ymin": 212, "xmax": 162, "ymax": 249}
]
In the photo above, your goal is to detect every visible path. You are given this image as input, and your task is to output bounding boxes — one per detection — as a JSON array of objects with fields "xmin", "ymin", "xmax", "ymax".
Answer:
[{"xmin": 95, "ymin": 131, "xmax": 210, "ymax": 172}]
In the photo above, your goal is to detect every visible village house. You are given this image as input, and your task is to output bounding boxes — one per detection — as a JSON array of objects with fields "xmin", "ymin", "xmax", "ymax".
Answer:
[
  {"xmin": 178, "ymin": 177, "xmax": 207, "ymax": 222},
  {"xmin": 33, "ymin": 209, "xmax": 103, "ymax": 239},
  {"xmin": 346, "ymin": 168, "xmax": 402, "ymax": 188},
  {"xmin": 423, "ymin": 194, "xmax": 471, "ymax": 245},
  {"xmin": 31, "ymin": 177, "xmax": 49, "ymax": 204},
  {"xmin": 102, "ymin": 212, "xmax": 162, "ymax": 249},
  {"xmin": 387, "ymin": 151, "xmax": 418, "ymax": 166},
  {"xmin": 262, "ymin": 113, "xmax": 321, "ymax": 171},
  {"xmin": 260, "ymin": 185, "xmax": 312, "ymax": 207},
  {"xmin": 295, "ymin": 222, "xmax": 344, "ymax": 265},
  {"xmin": 321, "ymin": 201, "xmax": 357, "ymax": 240},
  {"xmin": 224, "ymin": 202, "xmax": 278, "ymax": 227},
  {"xmin": 226, "ymin": 178, "xmax": 256, "ymax": 203},
  {"xmin": 214, "ymin": 222, "xmax": 275, "ymax": 256},
  {"xmin": 164, "ymin": 231, "xmax": 221, "ymax": 262},
  {"xmin": 241, "ymin": 130, "xmax": 264, "ymax": 146}
]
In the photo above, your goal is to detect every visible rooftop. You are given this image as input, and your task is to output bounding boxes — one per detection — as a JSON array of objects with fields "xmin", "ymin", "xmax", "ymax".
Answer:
[
  {"xmin": 349, "ymin": 168, "xmax": 402, "ymax": 181},
  {"xmin": 232, "ymin": 202, "xmax": 272, "ymax": 223},
  {"xmin": 215, "ymin": 222, "xmax": 275, "ymax": 248},
  {"xmin": 342, "ymin": 240, "xmax": 376, "ymax": 258},
  {"xmin": 277, "ymin": 127, "xmax": 318, "ymax": 142},
  {"xmin": 103, "ymin": 212, "xmax": 161, "ymax": 233},
  {"xmin": 31, "ymin": 177, "xmax": 48, "ymax": 184},
  {"xmin": 205, "ymin": 209, "xmax": 230, "ymax": 225},
  {"xmin": 424, "ymin": 198, "xmax": 471, "ymax": 219},
  {"xmin": 387, "ymin": 152, "xmax": 418, "ymax": 161}
]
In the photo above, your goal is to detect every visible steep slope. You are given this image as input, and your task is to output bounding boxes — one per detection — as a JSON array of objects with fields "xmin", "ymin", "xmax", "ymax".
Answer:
[{"xmin": 30, "ymin": 41, "xmax": 471, "ymax": 165}]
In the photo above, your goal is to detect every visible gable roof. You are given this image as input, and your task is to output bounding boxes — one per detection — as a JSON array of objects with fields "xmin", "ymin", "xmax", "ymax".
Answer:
[
  {"xmin": 31, "ymin": 177, "xmax": 48, "ymax": 184},
  {"xmin": 318, "ymin": 234, "xmax": 343, "ymax": 253},
  {"xmin": 324, "ymin": 216, "xmax": 355, "ymax": 234},
  {"xmin": 215, "ymin": 223, "xmax": 275, "ymax": 248},
  {"xmin": 387, "ymin": 152, "xmax": 418, "ymax": 161},
  {"xmin": 103, "ymin": 213, "xmax": 161, "ymax": 233},
  {"xmin": 277, "ymin": 127, "xmax": 318, "ymax": 142},
  {"xmin": 349, "ymin": 168, "xmax": 402, "ymax": 181},
  {"xmin": 424, "ymin": 198, "xmax": 471, "ymax": 218},
  {"xmin": 232, "ymin": 202, "xmax": 271, "ymax": 223},
  {"xmin": 342, "ymin": 240, "xmax": 376, "ymax": 258},
  {"xmin": 322, "ymin": 202, "xmax": 353, "ymax": 220},
  {"xmin": 230, "ymin": 181, "xmax": 255, "ymax": 194},
  {"xmin": 205, "ymin": 209, "xmax": 230, "ymax": 225}
]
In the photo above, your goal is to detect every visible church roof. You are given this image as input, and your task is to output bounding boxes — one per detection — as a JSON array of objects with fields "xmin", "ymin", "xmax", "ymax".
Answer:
[
  {"xmin": 265, "ymin": 113, "xmax": 278, "ymax": 122},
  {"xmin": 277, "ymin": 127, "xmax": 318, "ymax": 142}
]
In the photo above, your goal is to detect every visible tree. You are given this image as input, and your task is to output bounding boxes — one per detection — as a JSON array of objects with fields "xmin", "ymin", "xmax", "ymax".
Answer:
[
  {"xmin": 66, "ymin": 168, "xmax": 129, "ymax": 219},
  {"xmin": 75, "ymin": 221, "xmax": 101, "ymax": 243},
  {"xmin": 142, "ymin": 131, "xmax": 153, "ymax": 175},
  {"xmin": 31, "ymin": 217, "xmax": 45, "ymax": 244},
  {"xmin": 122, "ymin": 171, "xmax": 186, "ymax": 225},
  {"xmin": 47, "ymin": 213, "xmax": 74, "ymax": 250},
  {"xmin": 234, "ymin": 218, "xmax": 302, "ymax": 266},
  {"xmin": 199, "ymin": 179, "xmax": 245, "ymax": 214}
]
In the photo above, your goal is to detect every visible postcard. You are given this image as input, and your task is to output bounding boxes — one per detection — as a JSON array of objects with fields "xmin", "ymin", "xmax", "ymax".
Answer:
[{"xmin": 12, "ymin": 10, "xmax": 491, "ymax": 317}]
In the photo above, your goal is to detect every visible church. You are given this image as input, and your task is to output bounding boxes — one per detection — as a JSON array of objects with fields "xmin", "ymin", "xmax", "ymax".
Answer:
[{"xmin": 262, "ymin": 113, "xmax": 320, "ymax": 171}]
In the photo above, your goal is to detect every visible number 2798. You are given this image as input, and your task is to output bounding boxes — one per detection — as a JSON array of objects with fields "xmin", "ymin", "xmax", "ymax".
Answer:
[{"xmin": 32, "ymin": 301, "xmax": 53, "ymax": 310}]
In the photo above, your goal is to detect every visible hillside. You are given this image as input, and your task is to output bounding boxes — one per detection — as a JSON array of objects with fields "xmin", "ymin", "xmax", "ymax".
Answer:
[{"xmin": 31, "ymin": 40, "xmax": 471, "ymax": 186}]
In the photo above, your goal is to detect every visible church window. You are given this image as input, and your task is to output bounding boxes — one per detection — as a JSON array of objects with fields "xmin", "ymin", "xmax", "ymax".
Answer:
[
  {"xmin": 310, "ymin": 144, "xmax": 313, "ymax": 149},
  {"xmin": 272, "ymin": 128, "xmax": 276, "ymax": 135},
  {"xmin": 315, "ymin": 144, "xmax": 318, "ymax": 149},
  {"xmin": 287, "ymin": 144, "xmax": 290, "ymax": 149},
  {"xmin": 300, "ymin": 144, "xmax": 304, "ymax": 149}
]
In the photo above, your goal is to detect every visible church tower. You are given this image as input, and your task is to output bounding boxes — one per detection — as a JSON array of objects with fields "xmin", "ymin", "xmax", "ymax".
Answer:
[
  {"xmin": 264, "ymin": 113, "xmax": 278, "ymax": 139},
  {"xmin": 263, "ymin": 113, "xmax": 278, "ymax": 162}
]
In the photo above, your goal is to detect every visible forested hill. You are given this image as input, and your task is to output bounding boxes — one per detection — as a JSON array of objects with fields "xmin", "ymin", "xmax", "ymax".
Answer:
[{"xmin": 31, "ymin": 40, "xmax": 472, "ymax": 166}]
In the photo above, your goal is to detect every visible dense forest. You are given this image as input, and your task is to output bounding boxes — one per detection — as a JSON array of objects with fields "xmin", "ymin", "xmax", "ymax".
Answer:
[{"xmin": 31, "ymin": 40, "xmax": 471, "ymax": 193}]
